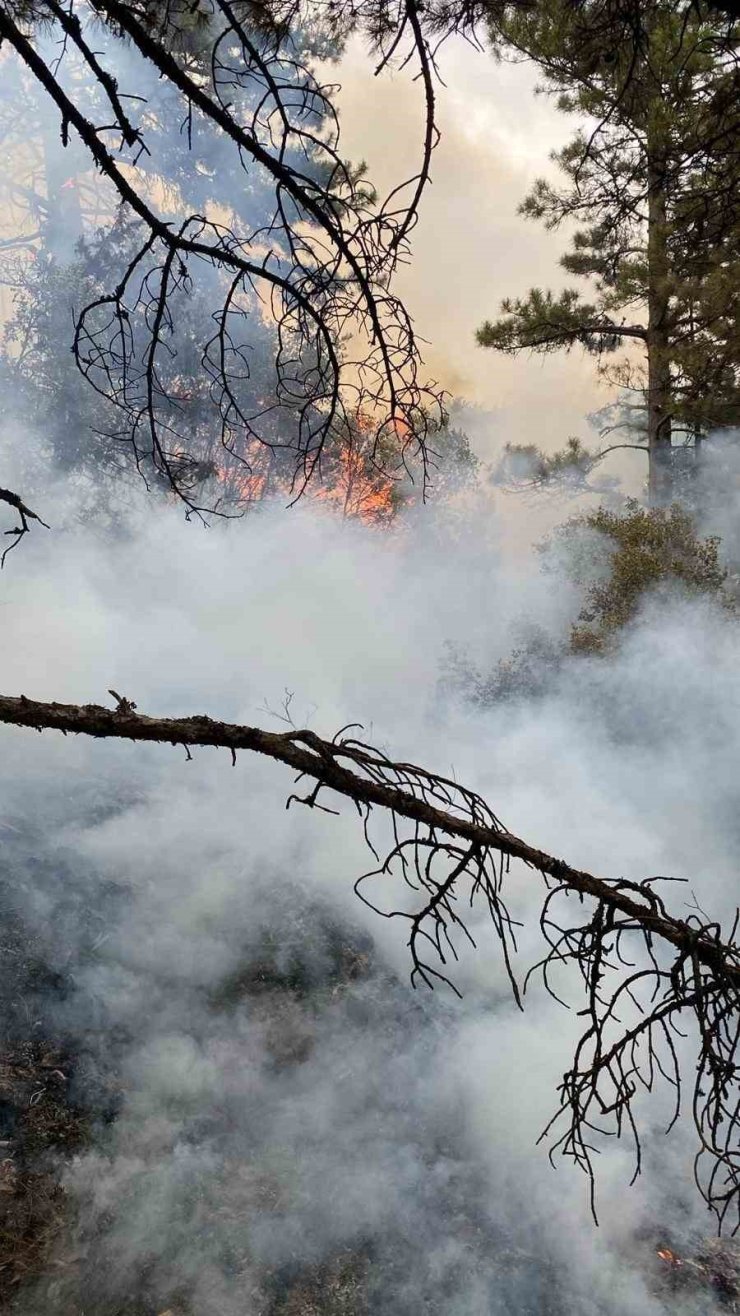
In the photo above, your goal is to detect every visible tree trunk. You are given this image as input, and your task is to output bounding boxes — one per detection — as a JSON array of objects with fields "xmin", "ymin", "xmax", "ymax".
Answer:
[
  {"xmin": 40, "ymin": 105, "xmax": 85, "ymax": 261},
  {"xmin": 646, "ymin": 133, "xmax": 673, "ymax": 506}
]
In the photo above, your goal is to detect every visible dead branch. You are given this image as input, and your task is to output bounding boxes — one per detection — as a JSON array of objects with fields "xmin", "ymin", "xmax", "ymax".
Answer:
[
  {"xmin": 0, "ymin": 689, "xmax": 738, "ymax": 1227},
  {"xmin": 0, "ymin": 486, "xmax": 49, "ymax": 568},
  {"xmin": 0, "ymin": 0, "xmax": 444, "ymax": 511}
]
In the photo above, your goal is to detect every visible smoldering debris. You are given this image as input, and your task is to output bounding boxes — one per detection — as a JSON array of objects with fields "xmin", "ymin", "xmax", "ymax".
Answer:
[
  {"xmin": 0, "ymin": 783, "xmax": 721, "ymax": 1315},
  {"xmin": 653, "ymin": 1239, "xmax": 740, "ymax": 1310},
  {"xmin": 0, "ymin": 795, "xmax": 569, "ymax": 1316}
]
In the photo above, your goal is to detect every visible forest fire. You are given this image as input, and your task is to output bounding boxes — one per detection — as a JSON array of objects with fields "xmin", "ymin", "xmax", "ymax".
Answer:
[
  {"xmin": 0, "ymin": 0, "xmax": 739, "ymax": 1310},
  {"xmin": 309, "ymin": 441, "xmax": 401, "ymax": 524},
  {"xmin": 214, "ymin": 414, "xmax": 404, "ymax": 525},
  {"xmin": 653, "ymin": 1241, "xmax": 740, "ymax": 1308}
]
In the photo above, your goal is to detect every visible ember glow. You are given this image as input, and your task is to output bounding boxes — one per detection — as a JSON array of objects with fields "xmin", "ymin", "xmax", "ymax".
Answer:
[{"xmin": 656, "ymin": 1248, "xmax": 683, "ymax": 1266}]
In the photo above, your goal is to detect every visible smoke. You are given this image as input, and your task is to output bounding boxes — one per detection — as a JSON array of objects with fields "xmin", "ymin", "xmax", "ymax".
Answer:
[
  {"xmin": 1, "ymin": 11, "xmax": 738, "ymax": 1311},
  {"xmin": 330, "ymin": 35, "xmax": 612, "ymax": 451},
  {"xmin": 1, "ymin": 471, "xmax": 737, "ymax": 1314}
]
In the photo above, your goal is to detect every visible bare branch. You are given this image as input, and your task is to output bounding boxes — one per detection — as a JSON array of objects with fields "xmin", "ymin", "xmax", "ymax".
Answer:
[
  {"xmin": 0, "ymin": 0, "xmax": 445, "ymax": 510},
  {"xmin": 0, "ymin": 486, "xmax": 50, "ymax": 567}
]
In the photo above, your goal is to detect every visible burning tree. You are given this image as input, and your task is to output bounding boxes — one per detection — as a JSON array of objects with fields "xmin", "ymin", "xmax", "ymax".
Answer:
[{"xmin": 0, "ymin": 17, "xmax": 424, "ymax": 512}]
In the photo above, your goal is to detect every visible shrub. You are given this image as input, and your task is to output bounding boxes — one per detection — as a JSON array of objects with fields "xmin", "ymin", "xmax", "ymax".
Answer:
[{"xmin": 565, "ymin": 501, "xmax": 729, "ymax": 653}]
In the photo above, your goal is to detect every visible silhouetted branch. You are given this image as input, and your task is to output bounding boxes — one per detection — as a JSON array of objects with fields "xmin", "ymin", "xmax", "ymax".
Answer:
[
  {"xmin": 0, "ymin": 0, "xmax": 445, "ymax": 510},
  {"xmin": 0, "ymin": 486, "xmax": 49, "ymax": 567}
]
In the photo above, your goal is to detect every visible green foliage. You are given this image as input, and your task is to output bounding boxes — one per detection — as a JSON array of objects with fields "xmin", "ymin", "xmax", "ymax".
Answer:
[
  {"xmin": 565, "ymin": 501, "xmax": 729, "ymax": 652},
  {"xmin": 0, "ymin": 217, "xmax": 235, "ymax": 483},
  {"xmin": 476, "ymin": 288, "xmax": 611, "ymax": 355},
  {"xmin": 429, "ymin": 423, "xmax": 479, "ymax": 496},
  {"xmin": 478, "ymin": 0, "xmax": 740, "ymax": 469},
  {"xmin": 494, "ymin": 436, "xmax": 598, "ymax": 488},
  {"xmin": 444, "ymin": 626, "xmax": 563, "ymax": 706},
  {"xmin": 448, "ymin": 499, "xmax": 730, "ymax": 708}
]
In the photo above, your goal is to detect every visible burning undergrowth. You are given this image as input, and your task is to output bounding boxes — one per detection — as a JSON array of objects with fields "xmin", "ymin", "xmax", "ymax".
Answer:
[{"xmin": 654, "ymin": 1240, "xmax": 740, "ymax": 1307}]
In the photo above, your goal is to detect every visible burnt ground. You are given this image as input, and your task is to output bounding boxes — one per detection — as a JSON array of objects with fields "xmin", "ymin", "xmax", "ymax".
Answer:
[
  {"xmin": 1, "ymin": 963, "xmax": 738, "ymax": 1316},
  {"xmin": 0, "ymin": 876, "xmax": 557, "ymax": 1316},
  {"xmin": 0, "ymin": 1039, "xmax": 87, "ymax": 1304}
]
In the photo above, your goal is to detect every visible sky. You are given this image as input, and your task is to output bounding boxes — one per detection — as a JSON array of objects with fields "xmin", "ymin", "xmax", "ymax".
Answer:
[{"xmin": 330, "ymin": 35, "xmax": 617, "ymax": 461}]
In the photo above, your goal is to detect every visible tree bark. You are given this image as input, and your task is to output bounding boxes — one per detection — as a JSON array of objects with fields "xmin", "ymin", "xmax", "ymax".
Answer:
[{"xmin": 646, "ymin": 128, "xmax": 673, "ymax": 505}]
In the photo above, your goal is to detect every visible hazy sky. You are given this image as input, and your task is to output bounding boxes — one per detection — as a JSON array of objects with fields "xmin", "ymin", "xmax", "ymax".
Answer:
[{"xmin": 332, "ymin": 36, "xmax": 617, "ymax": 462}]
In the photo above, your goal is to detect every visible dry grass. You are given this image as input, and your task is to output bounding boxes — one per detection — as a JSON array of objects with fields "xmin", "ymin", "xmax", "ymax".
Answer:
[
  {"xmin": 270, "ymin": 1253, "xmax": 369, "ymax": 1315},
  {"xmin": 0, "ymin": 1040, "xmax": 88, "ymax": 1306}
]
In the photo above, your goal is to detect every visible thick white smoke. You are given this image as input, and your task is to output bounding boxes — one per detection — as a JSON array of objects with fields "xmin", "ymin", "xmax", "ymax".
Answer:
[
  {"xmin": 1, "ymin": 4, "xmax": 737, "ymax": 1308},
  {"xmin": 1, "ymin": 473, "xmax": 736, "ymax": 1314}
]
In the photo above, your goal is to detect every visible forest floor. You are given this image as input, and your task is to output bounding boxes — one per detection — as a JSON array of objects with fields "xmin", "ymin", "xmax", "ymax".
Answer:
[{"xmin": 1, "ymin": 914, "xmax": 739, "ymax": 1314}]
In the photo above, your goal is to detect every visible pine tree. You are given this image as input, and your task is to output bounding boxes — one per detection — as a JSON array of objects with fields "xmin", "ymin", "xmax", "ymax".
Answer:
[{"xmin": 476, "ymin": 0, "xmax": 740, "ymax": 504}]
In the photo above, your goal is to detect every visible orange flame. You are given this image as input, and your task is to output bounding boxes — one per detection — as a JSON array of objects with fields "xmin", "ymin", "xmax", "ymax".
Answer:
[
  {"xmin": 310, "ymin": 442, "xmax": 398, "ymax": 524},
  {"xmin": 212, "ymin": 413, "xmax": 406, "ymax": 525},
  {"xmin": 657, "ymin": 1248, "xmax": 682, "ymax": 1266}
]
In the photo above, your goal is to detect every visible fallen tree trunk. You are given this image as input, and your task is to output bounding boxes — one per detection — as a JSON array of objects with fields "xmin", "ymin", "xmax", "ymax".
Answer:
[{"xmin": 0, "ymin": 690, "xmax": 736, "ymax": 984}]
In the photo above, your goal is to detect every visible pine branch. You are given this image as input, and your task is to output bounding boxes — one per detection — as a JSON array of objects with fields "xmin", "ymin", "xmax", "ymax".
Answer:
[
  {"xmin": 477, "ymin": 289, "xmax": 648, "ymax": 357},
  {"xmin": 478, "ymin": 317, "xmax": 648, "ymax": 354}
]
